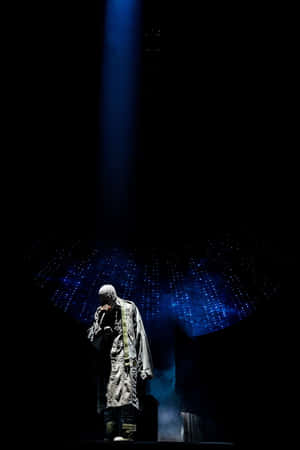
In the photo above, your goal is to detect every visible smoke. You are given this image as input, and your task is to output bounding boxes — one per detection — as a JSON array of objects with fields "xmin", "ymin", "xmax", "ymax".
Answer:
[
  {"xmin": 158, "ymin": 399, "xmax": 183, "ymax": 441},
  {"xmin": 149, "ymin": 364, "xmax": 183, "ymax": 441}
]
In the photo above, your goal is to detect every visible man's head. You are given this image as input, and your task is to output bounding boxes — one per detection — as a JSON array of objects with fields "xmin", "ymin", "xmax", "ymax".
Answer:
[{"xmin": 98, "ymin": 284, "xmax": 117, "ymax": 306}]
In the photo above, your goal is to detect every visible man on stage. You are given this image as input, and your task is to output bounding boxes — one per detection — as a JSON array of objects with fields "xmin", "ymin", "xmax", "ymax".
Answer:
[{"xmin": 87, "ymin": 284, "xmax": 154, "ymax": 441}]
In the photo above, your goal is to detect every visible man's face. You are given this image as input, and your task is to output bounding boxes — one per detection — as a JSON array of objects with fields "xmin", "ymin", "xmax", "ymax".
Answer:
[{"xmin": 100, "ymin": 292, "xmax": 112, "ymax": 306}]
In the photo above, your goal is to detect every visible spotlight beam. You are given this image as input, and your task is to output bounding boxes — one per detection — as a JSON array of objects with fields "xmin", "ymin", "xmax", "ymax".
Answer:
[{"xmin": 98, "ymin": 0, "xmax": 142, "ymax": 236}]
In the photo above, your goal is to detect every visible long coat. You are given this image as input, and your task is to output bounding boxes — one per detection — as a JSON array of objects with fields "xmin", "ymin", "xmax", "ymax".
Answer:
[{"xmin": 87, "ymin": 297, "xmax": 153, "ymax": 411}]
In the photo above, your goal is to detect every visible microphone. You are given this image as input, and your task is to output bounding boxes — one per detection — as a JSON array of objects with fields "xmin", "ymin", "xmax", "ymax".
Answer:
[{"xmin": 99, "ymin": 311, "xmax": 106, "ymax": 327}]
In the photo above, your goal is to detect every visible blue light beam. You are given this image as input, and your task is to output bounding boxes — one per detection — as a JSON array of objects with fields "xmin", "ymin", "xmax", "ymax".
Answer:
[{"xmin": 99, "ymin": 0, "xmax": 142, "ymax": 228}]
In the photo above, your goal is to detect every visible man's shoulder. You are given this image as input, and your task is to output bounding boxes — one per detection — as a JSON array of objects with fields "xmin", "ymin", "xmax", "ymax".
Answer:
[{"xmin": 118, "ymin": 298, "xmax": 136, "ymax": 308}]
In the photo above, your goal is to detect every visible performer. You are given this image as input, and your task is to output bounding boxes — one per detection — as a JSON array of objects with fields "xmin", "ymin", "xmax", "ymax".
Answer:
[{"xmin": 87, "ymin": 284, "xmax": 154, "ymax": 441}]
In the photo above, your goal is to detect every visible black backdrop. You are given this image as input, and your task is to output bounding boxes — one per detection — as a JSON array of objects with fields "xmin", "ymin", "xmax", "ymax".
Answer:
[{"xmin": 16, "ymin": 1, "xmax": 297, "ymax": 250}]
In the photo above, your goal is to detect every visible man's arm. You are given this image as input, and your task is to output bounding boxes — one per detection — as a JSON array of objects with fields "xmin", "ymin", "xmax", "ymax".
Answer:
[{"xmin": 135, "ymin": 305, "xmax": 154, "ymax": 381}]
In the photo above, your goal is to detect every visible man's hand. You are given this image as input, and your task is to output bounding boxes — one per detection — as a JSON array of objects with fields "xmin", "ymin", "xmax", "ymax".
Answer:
[{"xmin": 101, "ymin": 304, "xmax": 112, "ymax": 312}]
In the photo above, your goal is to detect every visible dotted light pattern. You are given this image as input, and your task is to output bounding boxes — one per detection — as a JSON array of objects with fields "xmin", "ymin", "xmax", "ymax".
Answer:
[
  {"xmin": 140, "ymin": 250, "xmax": 161, "ymax": 322},
  {"xmin": 32, "ymin": 239, "xmax": 258, "ymax": 336}
]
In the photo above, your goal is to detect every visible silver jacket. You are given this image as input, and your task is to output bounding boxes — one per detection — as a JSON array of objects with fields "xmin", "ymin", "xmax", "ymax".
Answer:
[{"xmin": 87, "ymin": 297, "xmax": 154, "ymax": 410}]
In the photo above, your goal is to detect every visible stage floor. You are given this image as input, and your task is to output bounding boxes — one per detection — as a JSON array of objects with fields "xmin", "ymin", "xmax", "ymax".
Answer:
[{"xmin": 59, "ymin": 441, "xmax": 235, "ymax": 449}]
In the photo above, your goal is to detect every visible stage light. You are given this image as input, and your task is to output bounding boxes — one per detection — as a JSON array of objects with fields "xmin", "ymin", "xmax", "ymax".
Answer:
[{"xmin": 98, "ymin": 0, "xmax": 143, "ymax": 231}]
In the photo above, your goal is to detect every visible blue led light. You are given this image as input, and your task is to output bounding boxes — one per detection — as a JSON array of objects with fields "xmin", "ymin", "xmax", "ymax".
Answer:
[{"xmin": 32, "ymin": 239, "xmax": 262, "ymax": 336}]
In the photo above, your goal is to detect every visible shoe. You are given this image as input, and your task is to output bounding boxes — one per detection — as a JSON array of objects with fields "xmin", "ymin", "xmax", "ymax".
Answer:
[{"xmin": 113, "ymin": 436, "xmax": 133, "ymax": 441}]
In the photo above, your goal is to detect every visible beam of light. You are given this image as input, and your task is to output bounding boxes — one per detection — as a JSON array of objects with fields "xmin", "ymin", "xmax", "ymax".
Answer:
[{"xmin": 98, "ymin": 0, "xmax": 142, "ymax": 231}]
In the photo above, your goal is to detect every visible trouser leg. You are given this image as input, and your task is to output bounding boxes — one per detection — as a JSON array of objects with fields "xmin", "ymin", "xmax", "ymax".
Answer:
[
  {"xmin": 103, "ymin": 407, "xmax": 117, "ymax": 440},
  {"xmin": 119, "ymin": 404, "xmax": 138, "ymax": 441}
]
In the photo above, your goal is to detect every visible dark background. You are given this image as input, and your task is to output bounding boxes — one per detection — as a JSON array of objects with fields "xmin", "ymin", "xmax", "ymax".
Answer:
[{"xmin": 17, "ymin": 1, "xmax": 297, "ymax": 249}]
